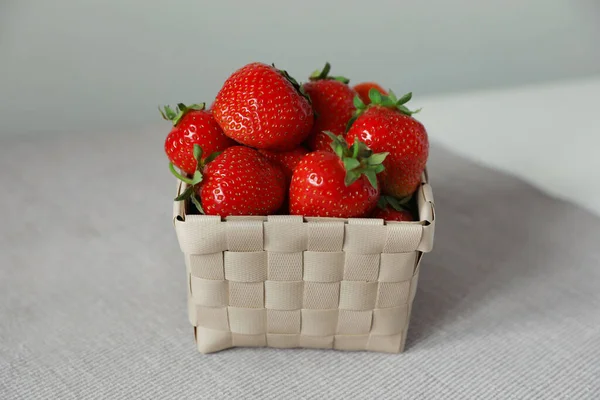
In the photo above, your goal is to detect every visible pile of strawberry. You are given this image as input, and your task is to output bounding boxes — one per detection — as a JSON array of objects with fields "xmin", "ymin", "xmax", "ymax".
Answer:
[{"xmin": 162, "ymin": 62, "xmax": 428, "ymax": 222}]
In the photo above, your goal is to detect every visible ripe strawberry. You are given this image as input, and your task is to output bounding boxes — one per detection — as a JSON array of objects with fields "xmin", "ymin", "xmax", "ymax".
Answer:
[
  {"xmin": 346, "ymin": 90, "xmax": 428, "ymax": 198},
  {"xmin": 371, "ymin": 195, "xmax": 414, "ymax": 221},
  {"xmin": 302, "ymin": 62, "xmax": 356, "ymax": 152},
  {"xmin": 258, "ymin": 147, "xmax": 309, "ymax": 181},
  {"xmin": 289, "ymin": 133, "xmax": 387, "ymax": 218},
  {"xmin": 161, "ymin": 103, "xmax": 235, "ymax": 175},
  {"xmin": 172, "ymin": 145, "xmax": 285, "ymax": 217},
  {"xmin": 353, "ymin": 82, "xmax": 388, "ymax": 105},
  {"xmin": 212, "ymin": 62, "xmax": 314, "ymax": 151}
]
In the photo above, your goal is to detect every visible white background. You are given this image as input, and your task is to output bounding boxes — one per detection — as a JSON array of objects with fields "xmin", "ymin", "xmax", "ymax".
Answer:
[{"xmin": 1, "ymin": 1, "xmax": 599, "ymax": 214}]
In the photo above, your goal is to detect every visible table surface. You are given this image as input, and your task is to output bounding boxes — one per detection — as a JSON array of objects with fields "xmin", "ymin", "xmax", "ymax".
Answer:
[{"xmin": 1, "ymin": 129, "xmax": 599, "ymax": 399}]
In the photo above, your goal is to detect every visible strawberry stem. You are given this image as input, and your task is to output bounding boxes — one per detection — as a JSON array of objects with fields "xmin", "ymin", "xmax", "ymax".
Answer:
[
  {"xmin": 378, "ymin": 194, "xmax": 413, "ymax": 211},
  {"xmin": 272, "ymin": 63, "xmax": 312, "ymax": 105},
  {"xmin": 169, "ymin": 163, "xmax": 194, "ymax": 185},
  {"xmin": 346, "ymin": 89, "xmax": 421, "ymax": 132},
  {"xmin": 324, "ymin": 131, "xmax": 388, "ymax": 189},
  {"xmin": 159, "ymin": 103, "xmax": 206, "ymax": 126},
  {"xmin": 309, "ymin": 62, "xmax": 350, "ymax": 84},
  {"xmin": 169, "ymin": 144, "xmax": 222, "ymax": 215},
  {"xmin": 367, "ymin": 89, "xmax": 420, "ymax": 116}
]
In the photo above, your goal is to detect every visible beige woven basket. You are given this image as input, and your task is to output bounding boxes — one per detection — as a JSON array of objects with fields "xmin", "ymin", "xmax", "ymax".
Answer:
[{"xmin": 172, "ymin": 170, "xmax": 435, "ymax": 354}]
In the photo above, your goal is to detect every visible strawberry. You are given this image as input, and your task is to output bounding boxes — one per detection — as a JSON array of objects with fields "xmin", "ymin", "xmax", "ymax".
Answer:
[
  {"xmin": 353, "ymin": 82, "xmax": 388, "ymax": 105},
  {"xmin": 371, "ymin": 195, "xmax": 414, "ymax": 221},
  {"xmin": 161, "ymin": 103, "xmax": 235, "ymax": 175},
  {"xmin": 172, "ymin": 145, "xmax": 285, "ymax": 217},
  {"xmin": 212, "ymin": 62, "xmax": 314, "ymax": 151},
  {"xmin": 258, "ymin": 147, "xmax": 309, "ymax": 181},
  {"xmin": 302, "ymin": 62, "xmax": 356, "ymax": 152},
  {"xmin": 259, "ymin": 146, "xmax": 309, "ymax": 216},
  {"xmin": 346, "ymin": 90, "xmax": 428, "ymax": 198},
  {"xmin": 289, "ymin": 133, "xmax": 387, "ymax": 218}
]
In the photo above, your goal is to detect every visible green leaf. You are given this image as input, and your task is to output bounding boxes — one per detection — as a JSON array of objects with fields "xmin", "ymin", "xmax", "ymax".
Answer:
[
  {"xmin": 159, "ymin": 105, "xmax": 178, "ymax": 121},
  {"xmin": 334, "ymin": 143, "xmax": 344, "ymax": 159},
  {"xmin": 318, "ymin": 62, "xmax": 331, "ymax": 79},
  {"xmin": 323, "ymin": 130, "xmax": 338, "ymax": 142},
  {"xmin": 276, "ymin": 65, "xmax": 312, "ymax": 104},
  {"xmin": 187, "ymin": 103, "xmax": 206, "ymax": 111},
  {"xmin": 368, "ymin": 152, "xmax": 389, "ymax": 165},
  {"xmin": 345, "ymin": 115, "xmax": 357, "ymax": 132},
  {"xmin": 166, "ymin": 105, "xmax": 178, "ymax": 119},
  {"xmin": 381, "ymin": 97, "xmax": 396, "ymax": 108},
  {"xmin": 278, "ymin": 67, "xmax": 300, "ymax": 88},
  {"xmin": 377, "ymin": 196, "xmax": 388, "ymax": 210},
  {"xmin": 310, "ymin": 62, "xmax": 331, "ymax": 80},
  {"xmin": 204, "ymin": 151, "xmax": 222, "ymax": 165},
  {"xmin": 333, "ymin": 76, "xmax": 350, "ymax": 84},
  {"xmin": 193, "ymin": 144, "xmax": 203, "ymax": 162},
  {"xmin": 169, "ymin": 163, "xmax": 194, "ymax": 185},
  {"xmin": 396, "ymin": 92, "xmax": 412, "ymax": 105},
  {"xmin": 321, "ymin": 62, "xmax": 331, "ymax": 76},
  {"xmin": 398, "ymin": 194, "xmax": 413, "ymax": 205},
  {"xmin": 387, "ymin": 89, "xmax": 398, "ymax": 103},
  {"xmin": 352, "ymin": 137, "xmax": 360, "ymax": 159},
  {"xmin": 374, "ymin": 164, "xmax": 385, "ymax": 173},
  {"xmin": 343, "ymin": 157, "xmax": 360, "ymax": 171},
  {"xmin": 368, "ymin": 88, "xmax": 383, "ymax": 104},
  {"xmin": 190, "ymin": 170, "xmax": 203, "ymax": 185},
  {"xmin": 309, "ymin": 69, "xmax": 322, "ymax": 79},
  {"xmin": 324, "ymin": 131, "xmax": 348, "ymax": 159},
  {"xmin": 190, "ymin": 193, "xmax": 205, "ymax": 214},
  {"xmin": 158, "ymin": 106, "xmax": 168, "ymax": 120},
  {"xmin": 364, "ymin": 169, "xmax": 378, "ymax": 190},
  {"xmin": 177, "ymin": 103, "xmax": 187, "ymax": 112},
  {"xmin": 344, "ymin": 170, "xmax": 360, "ymax": 187},
  {"xmin": 397, "ymin": 104, "xmax": 413, "ymax": 116},
  {"xmin": 353, "ymin": 96, "xmax": 366, "ymax": 110},
  {"xmin": 386, "ymin": 196, "xmax": 403, "ymax": 211},
  {"xmin": 174, "ymin": 185, "xmax": 195, "ymax": 201},
  {"xmin": 356, "ymin": 142, "xmax": 372, "ymax": 159}
]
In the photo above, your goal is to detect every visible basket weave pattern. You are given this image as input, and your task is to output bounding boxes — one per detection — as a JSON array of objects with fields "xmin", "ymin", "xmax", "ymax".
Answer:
[{"xmin": 173, "ymin": 177, "xmax": 434, "ymax": 354}]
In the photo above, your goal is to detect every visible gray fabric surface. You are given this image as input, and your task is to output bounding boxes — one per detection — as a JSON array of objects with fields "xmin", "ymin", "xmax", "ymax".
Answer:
[{"xmin": 1, "ymin": 130, "xmax": 599, "ymax": 399}]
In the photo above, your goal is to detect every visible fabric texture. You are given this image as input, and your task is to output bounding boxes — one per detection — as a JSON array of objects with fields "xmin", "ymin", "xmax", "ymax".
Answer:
[{"xmin": 1, "ymin": 130, "xmax": 599, "ymax": 399}]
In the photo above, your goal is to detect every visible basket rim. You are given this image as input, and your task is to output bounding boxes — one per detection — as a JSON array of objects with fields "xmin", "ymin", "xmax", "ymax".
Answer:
[{"xmin": 173, "ymin": 168, "xmax": 435, "ymax": 228}]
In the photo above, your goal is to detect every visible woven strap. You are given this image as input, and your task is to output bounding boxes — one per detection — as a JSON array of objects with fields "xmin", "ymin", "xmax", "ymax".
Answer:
[{"xmin": 174, "ymin": 171, "xmax": 435, "ymax": 354}]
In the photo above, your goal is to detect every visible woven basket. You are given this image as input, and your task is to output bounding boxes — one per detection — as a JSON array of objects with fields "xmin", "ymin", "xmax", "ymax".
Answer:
[{"xmin": 172, "ymin": 170, "xmax": 435, "ymax": 354}]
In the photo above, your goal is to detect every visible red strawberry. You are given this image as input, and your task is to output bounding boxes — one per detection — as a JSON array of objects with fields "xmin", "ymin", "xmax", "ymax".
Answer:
[
  {"xmin": 258, "ymin": 147, "xmax": 309, "ymax": 181},
  {"xmin": 373, "ymin": 207, "xmax": 413, "ymax": 221},
  {"xmin": 371, "ymin": 195, "xmax": 414, "ymax": 221},
  {"xmin": 346, "ymin": 90, "xmax": 428, "ymax": 198},
  {"xmin": 212, "ymin": 62, "xmax": 314, "ymax": 151},
  {"xmin": 161, "ymin": 103, "xmax": 235, "ymax": 175},
  {"xmin": 302, "ymin": 62, "xmax": 356, "ymax": 152},
  {"xmin": 259, "ymin": 147, "xmax": 309, "ymax": 216},
  {"xmin": 172, "ymin": 145, "xmax": 285, "ymax": 217},
  {"xmin": 353, "ymin": 82, "xmax": 388, "ymax": 105},
  {"xmin": 289, "ymin": 133, "xmax": 387, "ymax": 218}
]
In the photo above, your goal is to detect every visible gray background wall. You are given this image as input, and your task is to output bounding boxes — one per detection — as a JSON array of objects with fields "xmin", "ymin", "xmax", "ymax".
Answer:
[{"xmin": 1, "ymin": 0, "xmax": 599, "ymax": 138}]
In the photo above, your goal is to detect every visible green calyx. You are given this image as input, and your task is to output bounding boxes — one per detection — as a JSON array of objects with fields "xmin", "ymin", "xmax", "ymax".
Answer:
[
  {"xmin": 345, "ymin": 89, "xmax": 421, "ymax": 132},
  {"xmin": 170, "ymin": 144, "xmax": 222, "ymax": 214},
  {"xmin": 377, "ymin": 194, "xmax": 412, "ymax": 212},
  {"xmin": 324, "ymin": 131, "xmax": 388, "ymax": 190},
  {"xmin": 272, "ymin": 63, "xmax": 312, "ymax": 105},
  {"xmin": 159, "ymin": 102, "xmax": 205, "ymax": 126},
  {"xmin": 309, "ymin": 62, "xmax": 350, "ymax": 84}
]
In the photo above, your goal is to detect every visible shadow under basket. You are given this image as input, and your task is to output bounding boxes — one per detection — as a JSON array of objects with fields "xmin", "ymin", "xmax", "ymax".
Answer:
[{"xmin": 172, "ymin": 170, "xmax": 435, "ymax": 354}]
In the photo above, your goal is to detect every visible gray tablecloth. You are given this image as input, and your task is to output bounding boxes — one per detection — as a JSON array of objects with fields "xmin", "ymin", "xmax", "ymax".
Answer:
[{"xmin": 1, "ymin": 130, "xmax": 599, "ymax": 399}]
